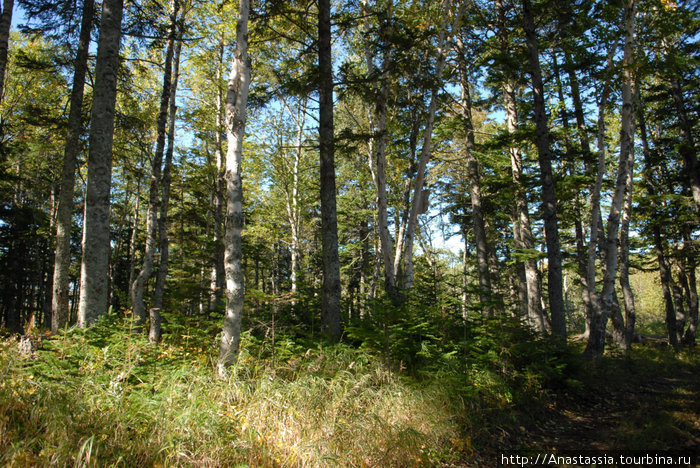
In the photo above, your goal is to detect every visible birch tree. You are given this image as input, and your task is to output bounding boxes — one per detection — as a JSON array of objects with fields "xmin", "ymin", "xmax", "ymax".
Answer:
[
  {"xmin": 400, "ymin": 1, "xmax": 463, "ymax": 291},
  {"xmin": 362, "ymin": 0, "xmax": 399, "ymax": 303},
  {"xmin": 218, "ymin": 0, "xmax": 251, "ymax": 373},
  {"xmin": 585, "ymin": 0, "xmax": 637, "ymax": 357}
]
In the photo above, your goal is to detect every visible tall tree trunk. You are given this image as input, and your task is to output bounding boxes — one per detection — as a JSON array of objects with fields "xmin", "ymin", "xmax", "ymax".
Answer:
[
  {"xmin": 279, "ymin": 94, "xmax": 307, "ymax": 297},
  {"xmin": 318, "ymin": 0, "xmax": 342, "ymax": 339},
  {"xmin": 456, "ymin": 41, "xmax": 492, "ymax": 314},
  {"xmin": 552, "ymin": 51, "xmax": 592, "ymax": 335},
  {"xmin": 657, "ymin": 232, "xmax": 678, "ymax": 351},
  {"xmin": 0, "ymin": 0, "xmax": 13, "ymax": 103},
  {"xmin": 129, "ymin": 0, "xmax": 177, "ymax": 328},
  {"xmin": 671, "ymin": 272, "xmax": 686, "ymax": 345},
  {"xmin": 209, "ymin": 37, "xmax": 225, "ymax": 314},
  {"xmin": 127, "ymin": 180, "xmax": 141, "ymax": 293},
  {"xmin": 461, "ymin": 228, "xmax": 469, "ymax": 318},
  {"xmin": 152, "ymin": 16, "xmax": 182, "ymax": 343},
  {"xmin": 681, "ymin": 231, "xmax": 698, "ymax": 345},
  {"xmin": 363, "ymin": 0, "xmax": 400, "ymax": 303},
  {"xmin": 521, "ymin": 0, "xmax": 566, "ymax": 338},
  {"xmin": 52, "ymin": 0, "xmax": 94, "ymax": 333},
  {"xmin": 669, "ymin": 73, "xmax": 700, "ymax": 210},
  {"xmin": 564, "ymin": 47, "xmax": 609, "ymax": 339},
  {"xmin": 619, "ymin": 82, "xmax": 637, "ymax": 349},
  {"xmin": 77, "ymin": 0, "xmax": 124, "ymax": 327},
  {"xmin": 402, "ymin": 1, "xmax": 462, "ymax": 290},
  {"xmin": 582, "ymin": 41, "xmax": 617, "ymax": 355},
  {"xmin": 597, "ymin": 0, "xmax": 636, "ymax": 353},
  {"xmin": 639, "ymin": 105, "xmax": 679, "ymax": 352},
  {"xmin": 218, "ymin": 0, "xmax": 251, "ymax": 374},
  {"xmin": 496, "ymin": 0, "xmax": 543, "ymax": 331},
  {"xmin": 675, "ymin": 255, "xmax": 695, "ymax": 345}
]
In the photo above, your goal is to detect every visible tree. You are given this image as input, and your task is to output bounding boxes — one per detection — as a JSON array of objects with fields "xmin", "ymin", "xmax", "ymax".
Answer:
[
  {"xmin": 318, "ymin": 0, "xmax": 341, "ymax": 339},
  {"xmin": 51, "ymin": 0, "xmax": 94, "ymax": 332},
  {"xmin": 0, "ymin": 0, "xmax": 13, "ymax": 102},
  {"xmin": 455, "ymin": 33, "xmax": 493, "ymax": 314},
  {"xmin": 491, "ymin": 0, "xmax": 545, "ymax": 332},
  {"xmin": 586, "ymin": 0, "xmax": 637, "ymax": 357},
  {"xmin": 521, "ymin": 0, "xmax": 565, "ymax": 338},
  {"xmin": 362, "ymin": 0, "xmax": 399, "ymax": 303},
  {"xmin": 129, "ymin": 0, "xmax": 179, "ymax": 334},
  {"xmin": 77, "ymin": 0, "xmax": 123, "ymax": 327},
  {"xmin": 399, "ymin": 0, "xmax": 462, "ymax": 291},
  {"xmin": 218, "ymin": 0, "xmax": 251, "ymax": 373},
  {"xmin": 152, "ymin": 10, "xmax": 184, "ymax": 343}
]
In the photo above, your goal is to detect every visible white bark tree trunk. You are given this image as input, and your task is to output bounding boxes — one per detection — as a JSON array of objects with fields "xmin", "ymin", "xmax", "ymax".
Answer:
[
  {"xmin": 218, "ymin": 0, "xmax": 251, "ymax": 374},
  {"xmin": 402, "ymin": 0, "xmax": 463, "ymax": 290},
  {"xmin": 587, "ymin": 1, "xmax": 637, "ymax": 358},
  {"xmin": 362, "ymin": 0, "xmax": 399, "ymax": 302},
  {"xmin": 583, "ymin": 42, "xmax": 617, "ymax": 357},
  {"xmin": 209, "ymin": 38, "xmax": 225, "ymax": 314}
]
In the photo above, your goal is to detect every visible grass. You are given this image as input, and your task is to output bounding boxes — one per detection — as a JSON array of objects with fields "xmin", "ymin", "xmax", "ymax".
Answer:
[
  {"xmin": 0, "ymin": 316, "xmax": 470, "ymax": 467},
  {"xmin": 0, "ymin": 312, "xmax": 697, "ymax": 466}
]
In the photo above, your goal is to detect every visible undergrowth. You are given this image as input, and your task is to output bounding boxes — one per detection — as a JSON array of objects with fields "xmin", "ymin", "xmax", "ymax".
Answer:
[{"xmin": 0, "ymin": 313, "xmax": 588, "ymax": 466}]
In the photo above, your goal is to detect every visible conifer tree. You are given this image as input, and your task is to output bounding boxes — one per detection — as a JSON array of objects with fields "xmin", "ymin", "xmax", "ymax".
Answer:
[
  {"xmin": 51, "ymin": 0, "xmax": 94, "ymax": 332},
  {"xmin": 77, "ymin": 0, "xmax": 124, "ymax": 327}
]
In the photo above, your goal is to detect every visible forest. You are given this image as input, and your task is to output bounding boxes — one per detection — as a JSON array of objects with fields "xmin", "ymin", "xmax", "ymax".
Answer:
[{"xmin": 0, "ymin": 0, "xmax": 698, "ymax": 465}]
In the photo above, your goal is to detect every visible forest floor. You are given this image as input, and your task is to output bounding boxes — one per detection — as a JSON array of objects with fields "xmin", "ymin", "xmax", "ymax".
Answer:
[
  {"xmin": 467, "ymin": 342, "xmax": 700, "ymax": 467},
  {"xmin": 1, "ymin": 319, "xmax": 698, "ymax": 467}
]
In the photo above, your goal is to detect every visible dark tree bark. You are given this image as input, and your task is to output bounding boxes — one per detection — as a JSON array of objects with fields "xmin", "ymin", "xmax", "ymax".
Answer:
[
  {"xmin": 51, "ymin": 0, "xmax": 94, "ymax": 333},
  {"xmin": 495, "ymin": 0, "xmax": 543, "ymax": 331},
  {"xmin": 552, "ymin": 52, "xmax": 594, "ymax": 334},
  {"xmin": 129, "ymin": 0, "xmax": 178, "ymax": 329},
  {"xmin": 521, "ymin": 0, "xmax": 566, "ymax": 338},
  {"xmin": 456, "ymin": 44, "xmax": 492, "ymax": 314},
  {"xmin": 639, "ymin": 106, "xmax": 679, "ymax": 352},
  {"xmin": 680, "ymin": 231, "xmax": 698, "ymax": 345},
  {"xmin": 669, "ymin": 73, "xmax": 700, "ymax": 210},
  {"xmin": 0, "ymin": 0, "xmax": 13, "ymax": 103},
  {"xmin": 318, "ymin": 0, "xmax": 342, "ymax": 340},
  {"xmin": 77, "ymin": 0, "xmax": 123, "ymax": 327},
  {"xmin": 153, "ymin": 12, "xmax": 183, "ymax": 344}
]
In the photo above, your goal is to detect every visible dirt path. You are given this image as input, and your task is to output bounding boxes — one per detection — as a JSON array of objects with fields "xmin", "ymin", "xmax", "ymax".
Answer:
[
  {"xmin": 464, "ymin": 352, "xmax": 700, "ymax": 466},
  {"xmin": 522, "ymin": 363, "xmax": 700, "ymax": 453}
]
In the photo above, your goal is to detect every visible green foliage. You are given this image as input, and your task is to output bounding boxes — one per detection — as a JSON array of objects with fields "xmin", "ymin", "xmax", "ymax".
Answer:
[{"xmin": 0, "ymin": 314, "xmax": 468, "ymax": 466}]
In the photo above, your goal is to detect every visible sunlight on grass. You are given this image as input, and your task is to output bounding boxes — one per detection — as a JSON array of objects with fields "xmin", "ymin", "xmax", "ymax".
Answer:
[
  {"xmin": 0, "ymin": 320, "xmax": 466, "ymax": 466},
  {"xmin": 3, "ymin": 313, "xmax": 694, "ymax": 466}
]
